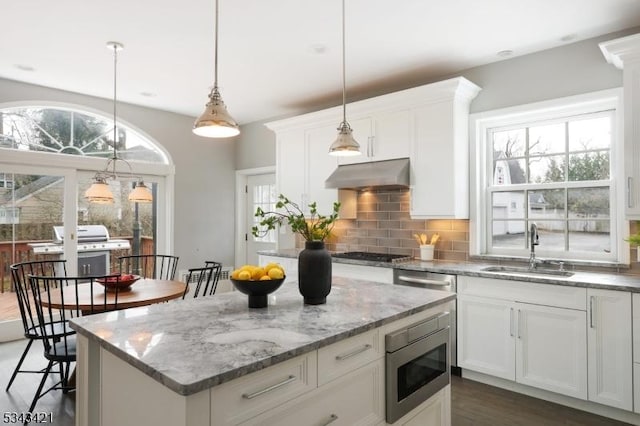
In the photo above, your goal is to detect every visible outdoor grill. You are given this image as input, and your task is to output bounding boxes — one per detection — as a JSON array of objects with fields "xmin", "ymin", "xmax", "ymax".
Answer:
[{"xmin": 30, "ymin": 225, "xmax": 131, "ymax": 276}]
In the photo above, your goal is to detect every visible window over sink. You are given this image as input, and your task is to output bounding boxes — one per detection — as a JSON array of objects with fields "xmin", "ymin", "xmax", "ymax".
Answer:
[{"xmin": 470, "ymin": 89, "xmax": 624, "ymax": 263}]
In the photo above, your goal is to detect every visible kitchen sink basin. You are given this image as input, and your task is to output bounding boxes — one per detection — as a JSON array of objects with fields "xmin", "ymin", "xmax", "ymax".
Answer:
[{"xmin": 481, "ymin": 266, "xmax": 574, "ymax": 278}]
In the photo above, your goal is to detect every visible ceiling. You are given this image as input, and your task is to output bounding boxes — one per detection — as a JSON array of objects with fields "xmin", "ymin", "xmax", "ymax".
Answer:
[{"xmin": 3, "ymin": 0, "xmax": 640, "ymax": 126}]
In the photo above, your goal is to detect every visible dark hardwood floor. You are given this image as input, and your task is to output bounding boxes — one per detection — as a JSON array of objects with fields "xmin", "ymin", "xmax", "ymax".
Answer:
[
  {"xmin": 0, "ymin": 339, "xmax": 634, "ymax": 426},
  {"xmin": 451, "ymin": 375, "xmax": 632, "ymax": 426},
  {"xmin": 1, "ymin": 339, "xmax": 74, "ymax": 426}
]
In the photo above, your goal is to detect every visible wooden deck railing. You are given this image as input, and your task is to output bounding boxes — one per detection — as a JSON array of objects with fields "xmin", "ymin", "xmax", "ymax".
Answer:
[{"xmin": 0, "ymin": 237, "xmax": 155, "ymax": 293}]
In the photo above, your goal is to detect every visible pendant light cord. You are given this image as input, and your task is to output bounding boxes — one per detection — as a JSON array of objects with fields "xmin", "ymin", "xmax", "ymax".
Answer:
[
  {"xmin": 341, "ymin": 0, "xmax": 346, "ymax": 124},
  {"xmin": 112, "ymin": 43, "xmax": 118, "ymax": 163},
  {"xmin": 214, "ymin": 0, "xmax": 219, "ymax": 90}
]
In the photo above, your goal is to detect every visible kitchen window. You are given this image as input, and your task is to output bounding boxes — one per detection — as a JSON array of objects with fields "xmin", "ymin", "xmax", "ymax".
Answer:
[{"xmin": 470, "ymin": 90, "xmax": 624, "ymax": 263}]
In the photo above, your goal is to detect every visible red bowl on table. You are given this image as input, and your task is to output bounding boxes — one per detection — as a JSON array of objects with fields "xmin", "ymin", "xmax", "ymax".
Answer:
[{"xmin": 97, "ymin": 274, "xmax": 141, "ymax": 292}]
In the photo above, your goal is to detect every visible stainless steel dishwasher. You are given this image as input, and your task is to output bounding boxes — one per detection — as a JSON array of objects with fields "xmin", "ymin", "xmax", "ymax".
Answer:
[{"xmin": 393, "ymin": 269, "xmax": 458, "ymax": 368}]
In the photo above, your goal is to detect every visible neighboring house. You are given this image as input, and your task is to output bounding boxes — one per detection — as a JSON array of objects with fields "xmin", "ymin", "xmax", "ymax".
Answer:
[
  {"xmin": 0, "ymin": 176, "xmax": 63, "ymax": 226},
  {"xmin": 492, "ymin": 152, "xmax": 548, "ymax": 235}
]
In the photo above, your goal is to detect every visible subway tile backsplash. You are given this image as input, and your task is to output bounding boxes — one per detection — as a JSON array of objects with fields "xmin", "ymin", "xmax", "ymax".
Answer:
[{"xmin": 309, "ymin": 189, "xmax": 470, "ymax": 261}]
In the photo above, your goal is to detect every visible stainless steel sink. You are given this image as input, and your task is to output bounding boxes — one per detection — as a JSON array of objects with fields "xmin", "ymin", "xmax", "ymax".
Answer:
[{"xmin": 481, "ymin": 266, "xmax": 574, "ymax": 278}]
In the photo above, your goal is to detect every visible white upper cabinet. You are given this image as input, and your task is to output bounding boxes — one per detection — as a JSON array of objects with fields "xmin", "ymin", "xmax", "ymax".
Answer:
[
  {"xmin": 338, "ymin": 111, "xmax": 412, "ymax": 165},
  {"xmin": 600, "ymin": 33, "xmax": 640, "ymax": 218},
  {"xmin": 266, "ymin": 77, "xmax": 481, "ymax": 222},
  {"xmin": 410, "ymin": 78, "xmax": 481, "ymax": 219}
]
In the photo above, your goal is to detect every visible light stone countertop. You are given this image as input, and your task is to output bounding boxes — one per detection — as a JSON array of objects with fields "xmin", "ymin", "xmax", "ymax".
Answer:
[
  {"xmin": 69, "ymin": 277, "xmax": 455, "ymax": 396},
  {"xmin": 259, "ymin": 250, "xmax": 640, "ymax": 292}
]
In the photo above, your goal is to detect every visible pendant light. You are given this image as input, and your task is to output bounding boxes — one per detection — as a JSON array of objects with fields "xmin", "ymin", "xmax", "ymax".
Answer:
[
  {"xmin": 193, "ymin": 0, "xmax": 240, "ymax": 138},
  {"xmin": 85, "ymin": 42, "xmax": 153, "ymax": 204},
  {"xmin": 329, "ymin": 0, "xmax": 360, "ymax": 156}
]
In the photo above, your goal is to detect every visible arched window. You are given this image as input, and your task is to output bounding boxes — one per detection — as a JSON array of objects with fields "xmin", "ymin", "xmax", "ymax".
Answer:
[{"xmin": 0, "ymin": 106, "xmax": 168, "ymax": 164}]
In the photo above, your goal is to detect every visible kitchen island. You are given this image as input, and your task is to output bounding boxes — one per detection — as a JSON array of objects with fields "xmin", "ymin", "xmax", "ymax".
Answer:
[{"xmin": 70, "ymin": 277, "xmax": 455, "ymax": 426}]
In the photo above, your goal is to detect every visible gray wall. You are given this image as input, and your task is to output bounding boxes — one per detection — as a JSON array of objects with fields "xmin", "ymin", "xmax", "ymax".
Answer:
[
  {"xmin": 236, "ymin": 28, "xmax": 636, "ymax": 168},
  {"xmin": 0, "ymin": 78, "xmax": 237, "ymax": 269}
]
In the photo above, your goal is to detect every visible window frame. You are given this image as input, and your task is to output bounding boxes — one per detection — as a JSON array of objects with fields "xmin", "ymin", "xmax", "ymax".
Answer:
[{"xmin": 469, "ymin": 89, "xmax": 626, "ymax": 264}]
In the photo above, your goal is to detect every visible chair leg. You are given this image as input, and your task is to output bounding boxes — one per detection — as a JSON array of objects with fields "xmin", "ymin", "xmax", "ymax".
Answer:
[
  {"xmin": 27, "ymin": 360, "xmax": 53, "ymax": 414},
  {"xmin": 5, "ymin": 338, "xmax": 34, "ymax": 391}
]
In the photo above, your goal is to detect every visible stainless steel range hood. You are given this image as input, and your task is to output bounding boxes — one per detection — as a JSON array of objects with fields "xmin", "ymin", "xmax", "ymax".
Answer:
[{"xmin": 325, "ymin": 158, "xmax": 410, "ymax": 190}]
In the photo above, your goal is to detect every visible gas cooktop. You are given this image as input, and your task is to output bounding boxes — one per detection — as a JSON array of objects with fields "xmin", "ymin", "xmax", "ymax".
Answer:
[{"xmin": 331, "ymin": 251, "xmax": 412, "ymax": 263}]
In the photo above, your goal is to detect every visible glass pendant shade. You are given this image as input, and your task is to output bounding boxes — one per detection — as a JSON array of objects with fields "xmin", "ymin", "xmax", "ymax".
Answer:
[
  {"xmin": 85, "ymin": 179, "xmax": 114, "ymax": 204},
  {"xmin": 193, "ymin": 88, "xmax": 240, "ymax": 137},
  {"xmin": 128, "ymin": 181, "xmax": 153, "ymax": 203},
  {"xmin": 329, "ymin": 121, "xmax": 360, "ymax": 156}
]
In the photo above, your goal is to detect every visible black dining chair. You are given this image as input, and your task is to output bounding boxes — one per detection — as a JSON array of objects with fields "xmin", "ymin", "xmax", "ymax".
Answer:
[
  {"xmin": 118, "ymin": 254, "xmax": 179, "ymax": 280},
  {"xmin": 26, "ymin": 273, "xmax": 123, "ymax": 414},
  {"xmin": 6, "ymin": 260, "xmax": 68, "ymax": 392},
  {"xmin": 182, "ymin": 262, "xmax": 222, "ymax": 299}
]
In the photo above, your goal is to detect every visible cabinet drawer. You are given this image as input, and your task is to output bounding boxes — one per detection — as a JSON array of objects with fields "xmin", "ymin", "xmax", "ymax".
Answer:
[
  {"xmin": 318, "ymin": 329, "xmax": 382, "ymax": 386},
  {"xmin": 210, "ymin": 352, "xmax": 317, "ymax": 425},
  {"xmin": 332, "ymin": 263, "xmax": 394, "ymax": 284},
  {"xmin": 458, "ymin": 276, "xmax": 586, "ymax": 310},
  {"xmin": 240, "ymin": 358, "xmax": 385, "ymax": 426}
]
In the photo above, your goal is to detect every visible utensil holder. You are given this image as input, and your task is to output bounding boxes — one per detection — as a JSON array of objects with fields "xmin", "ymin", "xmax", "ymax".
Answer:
[{"xmin": 420, "ymin": 244, "xmax": 435, "ymax": 261}]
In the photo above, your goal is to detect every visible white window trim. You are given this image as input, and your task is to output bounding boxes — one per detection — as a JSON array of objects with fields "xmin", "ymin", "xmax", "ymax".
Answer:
[{"xmin": 469, "ymin": 88, "xmax": 627, "ymax": 264}]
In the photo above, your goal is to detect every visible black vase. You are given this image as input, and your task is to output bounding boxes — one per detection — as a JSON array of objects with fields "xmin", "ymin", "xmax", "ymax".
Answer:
[{"xmin": 298, "ymin": 241, "xmax": 332, "ymax": 305}]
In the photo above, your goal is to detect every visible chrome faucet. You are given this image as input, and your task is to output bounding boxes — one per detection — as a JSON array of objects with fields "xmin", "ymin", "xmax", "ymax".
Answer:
[{"xmin": 529, "ymin": 223, "xmax": 539, "ymax": 269}]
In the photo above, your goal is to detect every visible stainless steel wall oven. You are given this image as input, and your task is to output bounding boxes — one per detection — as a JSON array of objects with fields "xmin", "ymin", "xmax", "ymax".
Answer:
[{"xmin": 385, "ymin": 312, "xmax": 450, "ymax": 423}]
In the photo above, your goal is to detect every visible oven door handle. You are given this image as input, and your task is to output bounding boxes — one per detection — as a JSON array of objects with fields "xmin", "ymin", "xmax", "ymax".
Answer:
[{"xmin": 396, "ymin": 276, "xmax": 451, "ymax": 287}]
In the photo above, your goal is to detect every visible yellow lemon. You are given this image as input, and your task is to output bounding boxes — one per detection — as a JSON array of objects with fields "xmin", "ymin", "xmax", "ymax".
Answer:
[
  {"xmin": 230, "ymin": 269, "xmax": 242, "ymax": 279},
  {"xmin": 239, "ymin": 264, "xmax": 254, "ymax": 272},
  {"xmin": 268, "ymin": 267, "xmax": 284, "ymax": 280},
  {"xmin": 259, "ymin": 275, "xmax": 271, "ymax": 281},
  {"xmin": 237, "ymin": 270, "xmax": 251, "ymax": 280},
  {"xmin": 251, "ymin": 267, "xmax": 266, "ymax": 280},
  {"xmin": 264, "ymin": 263, "xmax": 285, "ymax": 275}
]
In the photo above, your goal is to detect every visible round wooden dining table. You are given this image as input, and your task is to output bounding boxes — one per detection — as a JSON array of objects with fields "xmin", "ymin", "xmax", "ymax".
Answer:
[{"xmin": 39, "ymin": 278, "xmax": 187, "ymax": 312}]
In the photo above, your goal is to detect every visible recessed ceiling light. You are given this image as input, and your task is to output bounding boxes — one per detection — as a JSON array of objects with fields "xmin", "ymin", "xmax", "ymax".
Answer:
[
  {"xmin": 497, "ymin": 50, "xmax": 513, "ymax": 58},
  {"xmin": 560, "ymin": 34, "xmax": 577, "ymax": 43},
  {"xmin": 309, "ymin": 44, "xmax": 327, "ymax": 54},
  {"xmin": 14, "ymin": 64, "xmax": 35, "ymax": 72},
  {"xmin": 139, "ymin": 91, "xmax": 157, "ymax": 97}
]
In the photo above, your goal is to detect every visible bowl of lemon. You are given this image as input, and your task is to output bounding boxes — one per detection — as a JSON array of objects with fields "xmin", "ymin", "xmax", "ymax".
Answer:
[{"xmin": 230, "ymin": 263, "xmax": 286, "ymax": 308}]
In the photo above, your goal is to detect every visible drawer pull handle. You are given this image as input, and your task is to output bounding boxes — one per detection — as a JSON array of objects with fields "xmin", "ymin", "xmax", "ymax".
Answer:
[
  {"xmin": 397, "ymin": 276, "xmax": 451, "ymax": 286},
  {"xmin": 335, "ymin": 344, "xmax": 372, "ymax": 361},
  {"xmin": 321, "ymin": 414, "xmax": 339, "ymax": 425},
  {"xmin": 241, "ymin": 375, "xmax": 296, "ymax": 400}
]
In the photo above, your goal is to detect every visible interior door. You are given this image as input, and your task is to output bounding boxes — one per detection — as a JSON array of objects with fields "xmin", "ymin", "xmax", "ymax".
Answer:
[{"xmin": 246, "ymin": 173, "xmax": 276, "ymax": 265}]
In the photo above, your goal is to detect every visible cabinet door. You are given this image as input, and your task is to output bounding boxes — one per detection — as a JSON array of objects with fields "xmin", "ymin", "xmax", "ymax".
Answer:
[
  {"xmin": 276, "ymin": 128, "xmax": 305, "ymax": 208},
  {"xmin": 587, "ymin": 289, "xmax": 633, "ymax": 410},
  {"xmin": 457, "ymin": 295, "xmax": 515, "ymax": 380},
  {"xmin": 515, "ymin": 303, "xmax": 587, "ymax": 400},
  {"xmin": 240, "ymin": 359, "xmax": 385, "ymax": 426},
  {"xmin": 305, "ymin": 124, "xmax": 341, "ymax": 216},
  {"xmin": 410, "ymin": 100, "xmax": 465, "ymax": 219},
  {"xmin": 370, "ymin": 110, "xmax": 411, "ymax": 162}
]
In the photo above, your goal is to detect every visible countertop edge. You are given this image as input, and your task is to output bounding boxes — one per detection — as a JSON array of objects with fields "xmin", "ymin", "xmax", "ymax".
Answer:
[{"xmin": 70, "ymin": 293, "xmax": 456, "ymax": 396}]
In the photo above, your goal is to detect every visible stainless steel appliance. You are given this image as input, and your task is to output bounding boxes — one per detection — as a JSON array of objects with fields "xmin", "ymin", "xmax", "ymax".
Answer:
[
  {"xmin": 393, "ymin": 269, "xmax": 458, "ymax": 368},
  {"xmin": 331, "ymin": 251, "xmax": 412, "ymax": 263},
  {"xmin": 385, "ymin": 312, "xmax": 450, "ymax": 423},
  {"xmin": 29, "ymin": 225, "xmax": 131, "ymax": 276}
]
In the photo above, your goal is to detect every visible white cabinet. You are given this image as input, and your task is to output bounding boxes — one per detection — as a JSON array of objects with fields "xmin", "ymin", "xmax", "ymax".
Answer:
[
  {"xmin": 458, "ymin": 276, "xmax": 588, "ymax": 400},
  {"xmin": 267, "ymin": 77, "xmax": 481, "ymax": 223},
  {"xmin": 587, "ymin": 289, "xmax": 632, "ymax": 410},
  {"xmin": 458, "ymin": 295, "xmax": 514, "ymax": 380},
  {"xmin": 635, "ymin": 293, "xmax": 640, "ymax": 414},
  {"xmin": 515, "ymin": 302, "xmax": 587, "ymax": 399},
  {"xmin": 600, "ymin": 34, "xmax": 640, "ymax": 218},
  {"xmin": 458, "ymin": 293, "xmax": 587, "ymax": 399},
  {"xmin": 241, "ymin": 359, "xmax": 385, "ymax": 426},
  {"xmin": 332, "ymin": 262, "xmax": 393, "ymax": 284},
  {"xmin": 338, "ymin": 111, "xmax": 411, "ymax": 165},
  {"xmin": 410, "ymin": 78, "xmax": 481, "ymax": 219}
]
